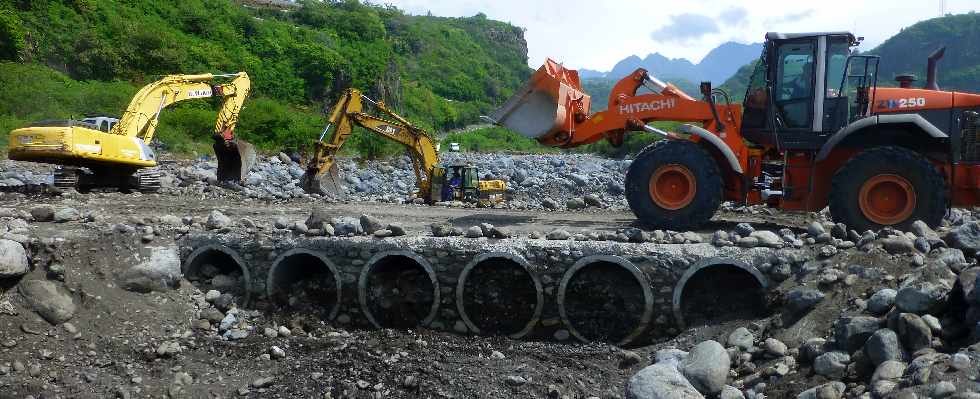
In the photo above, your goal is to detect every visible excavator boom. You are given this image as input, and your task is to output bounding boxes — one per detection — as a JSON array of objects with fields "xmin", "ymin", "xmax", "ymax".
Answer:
[
  {"xmin": 301, "ymin": 88, "xmax": 505, "ymax": 204},
  {"xmin": 302, "ymin": 88, "xmax": 439, "ymax": 198}
]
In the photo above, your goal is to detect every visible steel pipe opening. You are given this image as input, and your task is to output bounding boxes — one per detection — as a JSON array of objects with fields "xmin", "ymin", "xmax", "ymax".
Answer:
[
  {"xmin": 672, "ymin": 259, "xmax": 768, "ymax": 329},
  {"xmin": 359, "ymin": 251, "xmax": 440, "ymax": 329},
  {"xmin": 267, "ymin": 249, "xmax": 342, "ymax": 320},
  {"xmin": 456, "ymin": 254, "xmax": 543, "ymax": 339},
  {"xmin": 183, "ymin": 245, "xmax": 251, "ymax": 305},
  {"xmin": 557, "ymin": 256, "xmax": 653, "ymax": 346}
]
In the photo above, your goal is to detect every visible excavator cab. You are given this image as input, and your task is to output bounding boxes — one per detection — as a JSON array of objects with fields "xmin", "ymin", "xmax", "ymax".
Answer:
[
  {"xmin": 431, "ymin": 164, "xmax": 479, "ymax": 202},
  {"xmin": 740, "ymin": 32, "xmax": 862, "ymax": 150}
]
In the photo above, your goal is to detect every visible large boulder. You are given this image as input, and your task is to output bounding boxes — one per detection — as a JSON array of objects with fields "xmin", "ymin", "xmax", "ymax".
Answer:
[
  {"xmin": 896, "ymin": 313, "xmax": 932, "ymax": 352},
  {"xmin": 19, "ymin": 280, "xmax": 76, "ymax": 324},
  {"xmin": 834, "ymin": 316, "xmax": 880, "ymax": 352},
  {"xmin": 0, "ymin": 239, "xmax": 28, "ymax": 278},
  {"xmin": 785, "ymin": 287, "xmax": 825, "ymax": 317},
  {"xmin": 867, "ymin": 289, "xmax": 897, "ymax": 316},
  {"xmin": 359, "ymin": 214, "xmax": 384, "ymax": 235},
  {"xmin": 881, "ymin": 236, "xmax": 915, "ymax": 254},
  {"xmin": 813, "ymin": 351, "xmax": 850, "ymax": 379},
  {"xmin": 796, "ymin": 382, "xmax": 845, "ymax": 399},
  {"xmin": 679, "ymin": 340, "xmax": 730, "ymax": 395},
  {"xmin": 206, "ymin": 210, "xmax": 231, "ymax": 230},
  {"xmin": 626, "ymin": 364, "xmax": 704, "ymax": 399},
  {"xmin": 53, "ymin": 207, "xmax": 80, "ymax": 223},
  {"xmin": 895, "ymin": 281, "xmax": 949, "ymax": 314},
  {"xmin": 864, "ymin": 329, "xmax": 903, "ymax": 366},
  {"xmin": 30, "ymin": 205, "xmax": 54, "ymax": 222},
  {"xmin": 727, "ymin": 327, "xmax": 755, "ymax": 350},
  {"xmin": 944, "ymin": 221, "xmax": 980, "ymax": 256},
  {"xmin": 120, "ymin": 246, "xmax": 182, "ymax": 293},
  {"xmin": 331, "ymin": 217, "xmax": 363, "ymax": 236},
  {"xmin": 305, "ymin": 207, "xmax": 332, "ymax": 230},
  {"xmin": 870, "ymin": 360, "xmax": 907, "ymax": 383},
  {"xmin": 954, "ymin": 267, "xmax": 980, "ymax": 306}
]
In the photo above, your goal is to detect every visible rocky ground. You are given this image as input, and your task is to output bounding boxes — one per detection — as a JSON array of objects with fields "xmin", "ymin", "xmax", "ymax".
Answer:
[
  {"xmin": 1, "ymin": 152, "xmax": 633, "ymax": 210},
  {"xmin": 1, "ymin": 153, "xmax": 979, "ymax": 398}
]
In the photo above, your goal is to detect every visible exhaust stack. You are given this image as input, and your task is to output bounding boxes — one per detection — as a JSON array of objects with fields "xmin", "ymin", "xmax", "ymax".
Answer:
[{"xmin": 925, "ymin": 46, "xmax": 945, "ymax": 91}]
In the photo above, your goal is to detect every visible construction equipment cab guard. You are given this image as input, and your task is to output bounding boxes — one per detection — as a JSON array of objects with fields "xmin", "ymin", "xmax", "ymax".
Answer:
[{"xmin": 493, "ymin": 31, "xmax": 980, "ymax": 232}]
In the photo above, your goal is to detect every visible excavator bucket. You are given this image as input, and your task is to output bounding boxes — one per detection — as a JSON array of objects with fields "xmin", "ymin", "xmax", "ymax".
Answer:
[
  {"xmin": 214, "ymin": 138, "xmax": 257, "ymax": 183},
  {"xmin": 300, "ymin": 163, "xmax": 344, "ymax": 198},
  {"xmin": 491, "ymin": 58, "xmax": 590, "ymax": 140}
]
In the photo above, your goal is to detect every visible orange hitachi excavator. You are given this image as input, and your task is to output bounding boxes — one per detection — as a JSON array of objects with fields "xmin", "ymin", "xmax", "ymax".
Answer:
[{"xmin": 493, "ymin": 32, "xmax": 980, "ymax": 232}]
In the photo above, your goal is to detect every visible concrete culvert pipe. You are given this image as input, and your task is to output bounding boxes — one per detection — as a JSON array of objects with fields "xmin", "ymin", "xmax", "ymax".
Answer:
[
  {"xmin": 673, "ymin": 258, "xmax": 768, "ymax": 329},
  {"xmin": 456, "ymin": 253, "xmax": 543, "ymax": 339},
  {"xmin": 267, "ymin": 249, "xmax": 342, "ymax": 320},
  {"xmin": 359, "ymin": 251, "xmax": 440, "ymax": 329},
  {"xmin": 558, "ymin": 256, "xmax": 653, "ymax": 346},
  {"xmin": 183, "ymin": 245, "xmax": 251, "ymax": 305}
]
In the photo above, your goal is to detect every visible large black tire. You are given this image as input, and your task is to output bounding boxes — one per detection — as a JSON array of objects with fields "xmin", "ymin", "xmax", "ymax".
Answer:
[
  {"xmin": 829, "ymin": 146, "xmax": 947, "ymax": 233},
  {"xmin": 625, "ymin": 140, "xmax": 722, "ymax": 230}
]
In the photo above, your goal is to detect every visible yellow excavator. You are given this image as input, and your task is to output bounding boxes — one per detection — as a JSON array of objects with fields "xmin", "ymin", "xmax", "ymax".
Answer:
[
  {"xmin": 300, "ymin": 88, "xmax": 506, "ymax": 204},
  {"xmin": 7, "ymin": 72, "xmax": 254, "ymax": 191}
]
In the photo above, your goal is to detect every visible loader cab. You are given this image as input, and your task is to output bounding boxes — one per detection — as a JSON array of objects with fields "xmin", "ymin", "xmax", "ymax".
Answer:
[{"xmin": 741, "ymin": 32, "xmax": 862, "ymax": 150}]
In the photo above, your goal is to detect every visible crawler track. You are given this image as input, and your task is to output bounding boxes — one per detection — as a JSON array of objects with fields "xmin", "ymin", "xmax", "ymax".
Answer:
[{"xmin": 179, "ymin": 232, "xmax": 808, "ymax": 346}]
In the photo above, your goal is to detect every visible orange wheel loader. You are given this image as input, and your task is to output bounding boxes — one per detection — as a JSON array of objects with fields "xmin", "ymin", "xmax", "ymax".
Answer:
[{"xmin": 492, "ymin": 32, "xmax": 980, "ymax": 232}]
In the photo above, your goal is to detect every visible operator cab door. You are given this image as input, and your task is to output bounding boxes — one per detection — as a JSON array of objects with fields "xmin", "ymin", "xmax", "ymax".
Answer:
[
  {"xmin": 740, "ymin": 36, "xmax": 822, "ymax": 149},
  {"xmin": 771, "ymin": 38, "xmax": 819, "ymax": 149}
]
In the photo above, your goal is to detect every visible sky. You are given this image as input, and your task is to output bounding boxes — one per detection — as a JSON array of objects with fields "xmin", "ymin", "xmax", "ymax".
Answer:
[{"xmin": 381, "ymin": 0, "xmax": 980, "ymax": 71}]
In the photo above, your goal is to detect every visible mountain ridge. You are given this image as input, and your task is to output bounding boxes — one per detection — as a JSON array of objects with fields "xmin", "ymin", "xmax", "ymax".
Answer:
[{"xmin": 577, "ymin": 41, "xmax": 762, "ymax": 85}]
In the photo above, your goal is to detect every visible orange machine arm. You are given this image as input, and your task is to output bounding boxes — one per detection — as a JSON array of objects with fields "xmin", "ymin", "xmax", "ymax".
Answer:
[{"xmin": 493, "ymin": 59, "xmax": 742, "ymax": 149}]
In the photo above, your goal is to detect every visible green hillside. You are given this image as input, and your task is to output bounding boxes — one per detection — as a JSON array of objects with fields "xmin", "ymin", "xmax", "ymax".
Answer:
[
  {"xmin": 870, "ymin": 12, "xmax": 980, "ymax": 92},
  {"xmin": 0, "ymin": 0, "xmax": 531, "ymax": 155},
  {"xmin": 718, "ymin": 60, "xmax": 757, "ymax": 102}
]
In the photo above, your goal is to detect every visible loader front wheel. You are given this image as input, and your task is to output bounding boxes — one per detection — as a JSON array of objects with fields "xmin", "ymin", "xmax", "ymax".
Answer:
[
  {"xmin": 830, "ymin": 146, "xmax": 946, "ymax": 232},
  {"xmin": 626, "ymin": 140, "xmax": 722, "ymax": 230}
]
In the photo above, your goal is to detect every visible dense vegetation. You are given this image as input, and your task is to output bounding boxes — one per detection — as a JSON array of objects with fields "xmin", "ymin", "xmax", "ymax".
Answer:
[
  {"xmin": 1, "ymin": 1, "xmax": 977, "ymax": 162},
  {"xmin": 0, "ymin": 0, "xmax": 530, "ymax": 156},
  {"xmin": 441, "ymin": 126, "xmax": 555, "ymax": 154},
  {"xmin": 869, "ymin": 12, "xmax": 980, "ymax": 92}
]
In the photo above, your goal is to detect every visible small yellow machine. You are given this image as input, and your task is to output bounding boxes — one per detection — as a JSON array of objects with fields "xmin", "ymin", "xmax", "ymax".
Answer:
[
  {"xmin": 7, "ymin": 72, "xmax": 254, "ymax": 191},
  {"xmin": 301, "ymin": 88, "xmax": 506, "ymax": 204}
]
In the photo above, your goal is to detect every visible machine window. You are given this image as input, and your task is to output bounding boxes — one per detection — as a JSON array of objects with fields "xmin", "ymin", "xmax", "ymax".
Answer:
[
  {"xmin": 774, "ymin": 42, "xmax": 815, "ymax": 129},
  {"xmin": 826, "ymin": 39, "xmax": 850, "ymax": 97}
]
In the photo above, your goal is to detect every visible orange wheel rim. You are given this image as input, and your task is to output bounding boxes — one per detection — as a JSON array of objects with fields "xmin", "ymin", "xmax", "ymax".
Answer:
[
  {"xmin": 858, "ymin": 174, "xmax": 916, "ymax": 225},
  {"xmin": 649, "ymin": 164, "xmax": 696, "ymax": 210}
]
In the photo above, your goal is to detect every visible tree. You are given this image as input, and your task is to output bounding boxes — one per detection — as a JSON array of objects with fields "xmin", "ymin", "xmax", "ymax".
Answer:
[{"xmin": 0, "ymin": 6, "xmax": 25, "ymax": 61}]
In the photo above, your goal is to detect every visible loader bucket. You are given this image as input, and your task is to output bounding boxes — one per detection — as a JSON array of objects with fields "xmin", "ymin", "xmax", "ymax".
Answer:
[
  {"xmin": 214, "ymin": 138, "xmax": 257, "ymax": 183},
  {"xmin": 491, "ymin": 58, "xmax": 590, "ymax": 140},
  {"xmin": 300, "ymin": 163, "xmax": 344, "ymax": 198}
]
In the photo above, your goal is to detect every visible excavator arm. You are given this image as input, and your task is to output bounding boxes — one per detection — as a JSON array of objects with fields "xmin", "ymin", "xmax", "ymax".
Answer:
[
  {"xmin": 302, "ymin": 88, "xmax": 439, "ymax": 197},
  {"xmin": 112, "ymin": 73, "xmax": 251, "ymax": 144},
  {"xmin": 110, "ymin": 72, "xmax": 255, "ymax": 182}
]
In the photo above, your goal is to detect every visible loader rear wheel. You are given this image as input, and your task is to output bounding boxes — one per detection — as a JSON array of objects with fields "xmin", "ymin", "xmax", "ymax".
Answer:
[
  {"xmin": 626, "ymin": 140, "xmax": 722, "ymax": 230},
  {"xmin": 830, "ymin": 146, "xmax": 946, "ymax": 232}
]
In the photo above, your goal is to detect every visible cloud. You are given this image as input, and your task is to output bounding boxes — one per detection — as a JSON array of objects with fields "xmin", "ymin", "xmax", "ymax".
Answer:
[
  {"xmin": 650, "ymin": 13, "xmax": 719, "ymax": 43},
  {"xmin": 765, "ymin": 9, "xmax": 816, "ymax": 25},
  {"xmin": 719, "ymin": 7, "xmax": 749, "ymax": 26}
]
